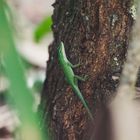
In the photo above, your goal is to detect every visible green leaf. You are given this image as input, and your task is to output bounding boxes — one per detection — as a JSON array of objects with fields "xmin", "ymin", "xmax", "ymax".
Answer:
[
  {"xmin": 0, "ymin": 1, "xmax": 48, "ymax": 140},
  {"xmin": 34, "ymin": 16, "xmax": 52, "ymax": 43}
]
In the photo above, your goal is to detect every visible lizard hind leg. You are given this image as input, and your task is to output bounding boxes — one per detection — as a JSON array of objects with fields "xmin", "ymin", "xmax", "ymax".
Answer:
[{"xmin": 75, "ymin": 75, "xmax": 88, "ymax": 82}]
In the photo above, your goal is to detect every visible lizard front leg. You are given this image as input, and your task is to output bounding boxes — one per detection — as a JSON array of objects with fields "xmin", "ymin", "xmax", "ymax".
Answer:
[{"xmin": 67, "ymin": 61, "xmax": 81, "ymax": 68}]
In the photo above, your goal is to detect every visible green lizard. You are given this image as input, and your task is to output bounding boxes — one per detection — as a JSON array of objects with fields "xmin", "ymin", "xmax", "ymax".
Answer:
[{"xmin": 58, "ymin": 42, "xmax": 93, "ymax": 120}]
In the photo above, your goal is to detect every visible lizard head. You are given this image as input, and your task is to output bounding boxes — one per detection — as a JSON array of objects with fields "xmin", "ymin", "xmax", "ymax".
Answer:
[{"xmin": 58, "ymin": 41, "xmax": 65, "ymax": 56}]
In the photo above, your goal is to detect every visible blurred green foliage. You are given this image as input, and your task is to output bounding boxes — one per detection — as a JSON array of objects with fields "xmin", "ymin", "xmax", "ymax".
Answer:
[
  {"xmin": 0, "ymin": 1, "xmax": 48, "ymax": 140},
  {"xmin": 34, "ymin": 16, "xmax": 52, "ymax": 43}
]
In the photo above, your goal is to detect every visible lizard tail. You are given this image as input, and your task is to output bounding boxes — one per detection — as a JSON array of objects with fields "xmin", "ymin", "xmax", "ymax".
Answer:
[{"xmin": 73, "ymin": 86, "xmax": 93, "ymax": 120}]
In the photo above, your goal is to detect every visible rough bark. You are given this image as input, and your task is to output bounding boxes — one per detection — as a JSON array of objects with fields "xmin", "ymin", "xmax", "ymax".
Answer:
[{"xmin": 40, "ymin": 0, "xmax": 134, "ymax": 140}]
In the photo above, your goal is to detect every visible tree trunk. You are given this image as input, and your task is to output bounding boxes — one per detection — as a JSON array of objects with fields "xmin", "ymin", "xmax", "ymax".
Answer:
[{"xmin": 40, "ymin": 0, "xmax": 134, "ymax": 140}]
